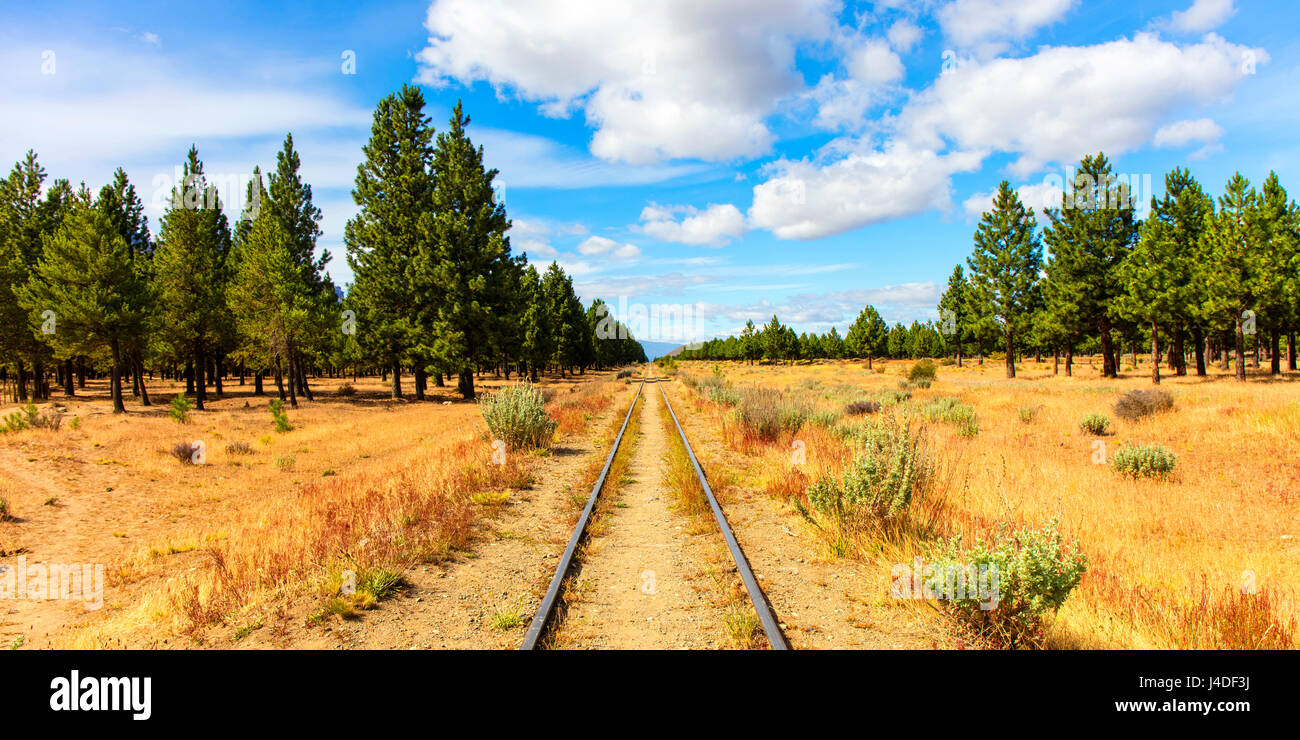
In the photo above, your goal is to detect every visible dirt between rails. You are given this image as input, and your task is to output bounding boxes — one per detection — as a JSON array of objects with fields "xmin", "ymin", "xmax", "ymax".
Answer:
[
  {"xmin": 660, "ymin": 379, "xmax": 954, "ymax": 650},
  {"xmin": 553, "ymin": 381, "xmax": 733, "ymax": 649}
]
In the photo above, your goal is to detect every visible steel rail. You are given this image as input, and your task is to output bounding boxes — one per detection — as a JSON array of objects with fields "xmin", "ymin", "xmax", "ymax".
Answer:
[
  {"xmin": 656, "ymin": 380, "xmax": 789, "ymax": 650},
  {"xmin": 520, "ymin": 373, "xmax": 646, "ymax": 650}
]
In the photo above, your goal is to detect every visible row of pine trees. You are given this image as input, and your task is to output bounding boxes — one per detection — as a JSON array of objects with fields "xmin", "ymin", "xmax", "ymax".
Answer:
[
  {"xmin": 942, "ymin": 153, "xmax": 1299, "ymax": 383},
  {"xmin": 678, "ymin": 311, "xmax": 944, "ymax": 367},
  {"xmin": 0, "ymin": 85, "xmax": 645, "ymax": 413},
  {"xmin": 682, "ymin": 153, "xmax": 1300, "ymax": 385}
]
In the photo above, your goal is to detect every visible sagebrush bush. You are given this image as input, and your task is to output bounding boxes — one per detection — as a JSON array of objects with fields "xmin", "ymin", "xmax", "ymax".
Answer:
[
  {"xmin": 0, "ymin": 497, "xmax": 12, "ymax": 521},
  {"xmin": 929, "ymin": 519, "xmax": 1087, "ymax": 649},
  {"xmin": 616, "ymin": 368, "xmax": 635, "ymax": 379},
  {"xmin": 1114, "ymin": 389, "xmax": 1174, "ymax": 421},
  {"xmin": 845, "ymin": 400, "xmax": 881, "ymax": 416},
  {"xmin": 1112, "ymin": 444, "xmax": 1177, "ymax": 478},
  {"xmin": 1017, "ymin": 406, "xmax": 1040, "ymax": 424},
  {"xmin": 336, "ymin": 383, "xmax": 355, "ymax": 396},
  {"xmin": 1079, "ymin": 413, "xmax": 1111, "ymax": 436},
  {"xmin": 921, "ymin": 397, "xmax": 975, "ymax": 424},
  {"xmin": 809, "ymin": 415, "xmax": 928, "ymax": 520},
  {"xmin": 876, "ymin": 389, "xmax": 911, "ymax": 406},
  {"xmin": 171, "ymin": 441, "xmax": 200, "ymax": 464},
  {"xmin": 706, "ymin": 385, "xmax": 740, "ymax": 406},
  {"xmin": 808, "ymin": 410, "xmax": 841, "ymax": 428},
  {"xmin": 226, "ymin": 441, "xmax": 254, "ymax": 455},
  {"xmin": 479, "ymin": 383, "xmax": 558, "ymax": 450},
  {"xmin": 908, "ymin": 359, "xmax": 937, "ymax": 384}
]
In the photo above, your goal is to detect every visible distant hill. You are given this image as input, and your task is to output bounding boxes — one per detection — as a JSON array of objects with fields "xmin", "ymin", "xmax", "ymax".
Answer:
[{"xmin": 637, "ymin": 340, "xmax": 683, "ymax": 361}]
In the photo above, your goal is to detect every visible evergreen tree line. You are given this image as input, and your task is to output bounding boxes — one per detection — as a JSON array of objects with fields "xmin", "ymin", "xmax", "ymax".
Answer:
[
  {"xmin": 0, "ymin": 86, "xmax": 644, "ymax": 413},
  {"xmin": 681, "ymin": 153, "xmax": 1300, "ymax": 385},
  {"xmin": 677, "ymin": 310, "xmax": 947, "ymax": 367},
  {"xmin": 941, "ymin": 152, "xmax": 1299, "ymax": 383}
]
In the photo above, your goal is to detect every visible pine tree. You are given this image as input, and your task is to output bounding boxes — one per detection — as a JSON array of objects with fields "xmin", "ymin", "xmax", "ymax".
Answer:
[
  {"xmin": 845, "ymin": 305, "xmax": 887, "ymax": 368},
  {"xmin": 152, "ymin": 146, "xmax": 232, "ymax": 410},
  {"xmin": 18, "ymin": 199, "xmax": 148, "ymax": 412},
  {"xmin": 345, "ymin": 84, "xmax": 434, "ymax": 398},
  {"xmin": 519, "ymin": 264, "xmax": 552, "ymax": 382},
  {"xmin": 96, "ymin": 167, "xmax": 155, "ymax": 404},
  {"xmin": 1203, "ymin": 173, "xmax": 1261, "ymax": 382},
  {"xmin": 420, "ymin": 102, "xmax": 517, "ymax": 399},
  {"xmin": 1114, "ymin": 169, "xmax": 1210, "ymax": 384},
  {"xmin": 1253, "ymin": 172, "xmax": 1299, "ymax": 376},
  {"xmin": 268, "ymin": 133, "xmax": 330, "ymax": 401},
  {"xmin": 966, "ymin": 181, "xmax": 1043, "ymax": 378},
  {"xmin": 937, "ymin": 265, "xmax": 969, "ymax": 366},
  {"xmin": 229, "ymin": 188, "xmax": 315, "ymax": 407},
  {"xmin": 1041, "ymin": 153, "xmax": 1140, "ymax": 378}
]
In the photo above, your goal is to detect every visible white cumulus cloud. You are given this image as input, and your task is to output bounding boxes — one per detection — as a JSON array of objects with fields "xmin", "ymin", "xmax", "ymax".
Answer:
[
  {"xmin": 415, "ymin": 0, "xmax": 840, "ymax": 164},
  {"xmin": 638, "ymin": 203, "xmax": 746, "ymax": 246}
]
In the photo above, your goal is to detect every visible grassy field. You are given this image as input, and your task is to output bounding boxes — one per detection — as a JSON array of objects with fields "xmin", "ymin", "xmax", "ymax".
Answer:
[
  {"xmin": 670, "ymin": 356, "xmax": 1299, "ymax": 649},
  {"xmin": 0, "ymin": 370, "xmax": 618, "ymax": 648}
]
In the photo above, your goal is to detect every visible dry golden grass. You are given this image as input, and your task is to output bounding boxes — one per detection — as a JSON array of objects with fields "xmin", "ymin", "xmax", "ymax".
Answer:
[
  {"xmin": 679, "ymin": 356, "xmax": 1299, "ymax": 649},
  {"xmin": 0, "ymin": 369, "xmax": 622, "ymax": 648}
]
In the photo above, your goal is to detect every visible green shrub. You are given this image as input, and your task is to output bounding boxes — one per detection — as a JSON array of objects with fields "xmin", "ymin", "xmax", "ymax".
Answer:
[
  {"xmin": 929, "ymin": 519, "xmax": 1087, "ymax": 648},
  {"xmin": 226, "ymin": 441, "xmax": 254, "ymax": 455},
  {"xmin": 1079, "ymin": 413, "xmax": 1111, "ymax": 436},
  {"xmin": 921, "ymin": 397, "xmax": 975, "ymax": 424},
  {"xmin": 956, "ymin": 418, "xmax": 980, "ymax": 438},
  {"xmin": 336, "ymin": 383, "xmax": 355, "ymax": 397},
  {"xmin": 808, "ymin": 415, "xmax": 927, "ymax": 520},
  {"xmin": 0, "ymin": 497, "xmax": 12, "ymax": 522},
  {"xmin": 808, "ymin": 410, "xmax": 841, "ymax": 428},
  {"xmin": 170, "ymin": 394, "xmax": 192, "ymax": 424},
  {"xmin": 479, "ymin": 383, "xmax": 557, "ymax": 450},
  {"xmin": 1017, "ymin": 406, "xmax": 1041, "ymax": 424},
  {"xmin": 876, "ymin": 389, "xmax": 911, "ymax": 406},
  {"xmin": 2, "ymin": 403, "xmax": 61, "ymax": 433},
  {"xmin": 706, "ymin": 385, "xmax": 740, "ymax": 406},
  {"xmin": 1111, "ymin": 444, "xmax": 1177, "ymax": 478},
  {"xmin": 269, "ymin": 398, "xmax": 293, "ymax": 433},
  {"xmin": 1114, "ymin": 389, "xmax": 1174, "ymax": 421},
  {"xmin": 908, "ymin": 359, "xmax": 938, "ymax": 384}
]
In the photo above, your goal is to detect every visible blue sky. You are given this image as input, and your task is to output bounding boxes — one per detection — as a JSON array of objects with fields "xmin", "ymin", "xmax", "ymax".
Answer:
[{"xmin": 3, "ymin": 0, "xmax": 1297, "ymax": 345}]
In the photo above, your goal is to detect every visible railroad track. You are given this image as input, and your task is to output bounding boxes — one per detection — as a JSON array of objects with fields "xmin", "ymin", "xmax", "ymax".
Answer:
[{"xmin": 521, "ymin": 367, "xmax": 788, "ymax": 650}]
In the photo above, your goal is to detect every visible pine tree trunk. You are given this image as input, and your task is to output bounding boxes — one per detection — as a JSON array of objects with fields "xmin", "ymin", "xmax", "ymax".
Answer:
[
  {"xmin": 1289, "ymin": 332, "xmax": 1297, "ymax": 371},
  {"xmin": 134, "ymin": 354, "xmax": 151, "ymax": 406},
  {"xmin": 458, "ymin": 369, "xmax": 475, "ymax": 400},
  {"xmin": 110, "ymin": 339, "xmax": 126, "ymax": 414},
  {"xmin": 415, "ymin": 366, "xmax": 426, "ymax": 401},
  {"xmin": 193, "ymin": 350, "xmax": 206, "ymax": 409},
  {"xmin": 1150, "ymin": 320, "xmax": 1160, "ymax": 385},
  {"xmin": 254, "ymin": 371, "xmax": 264, "ymax": 396},
  {"xmin": 1234, "ymin": 319, "xmax": 1247, "ymax": 381},
  {"xmin": 273, "ymin": 358, "xmax": 286, "ymax": 402},
  {"xmin": 1053, "ymin": 348, "xmax": 1059, "ymax": 375},
  {"xmin": 1269, "ymin": 330, "xmax": 1281, "ymax": 375},
  {"xmin": 1100, "ymin": 321, "xmax": 1116, "ymax": 378},
  {"xmin": 16, "ymin": 359, "xmax": 27, "ymax": 401},
  {"xmin": 1004, "ymin": 328, "xmax": 1016, "ymax": 378},
  {"xmin": 214, "ymin": 355, "xmax": 224, "ymax": 397},
  {"xmin": 1065, "ymin": 346, "xmax": 1073, "ymax": 377},
  {"xmin": 390, "ymin": 362, "xmax": 402, "ymax": 398},
  {"xmin": 64, "ymin": 358, "xmax": 75, "ymax": 397}
]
